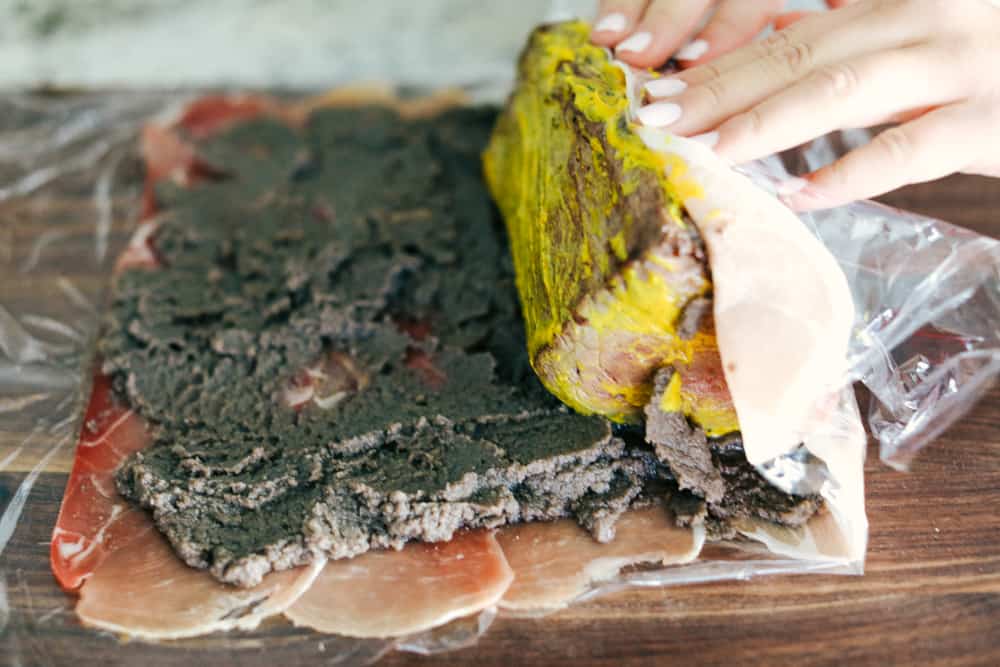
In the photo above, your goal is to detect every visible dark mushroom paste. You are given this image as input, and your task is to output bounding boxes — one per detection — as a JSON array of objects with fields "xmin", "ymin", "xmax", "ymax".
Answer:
[{"xmin": 106, "ymin": 104, "xmax": 818, "ymax": 588}]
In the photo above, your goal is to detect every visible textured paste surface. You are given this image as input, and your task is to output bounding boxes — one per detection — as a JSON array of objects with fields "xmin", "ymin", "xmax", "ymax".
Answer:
[
  {"xmin": 109, "ymin": 107, "xmax": 671, "ymax": 587},
  {"xmin": 107, "ymin": 101, "xmax": 819, "ymax": 588}
]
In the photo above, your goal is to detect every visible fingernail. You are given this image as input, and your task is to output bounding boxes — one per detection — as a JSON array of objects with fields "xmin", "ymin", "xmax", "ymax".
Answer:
[
  {"xmin": 776, "ymin": 177, "xmax": 809, "ymax": 196},
  {"xmin": 593, "ymin": 12, "xmax": 627, "ymax": 33},
  {"xmin": 689, "ymin": 131, "xmax": 719, "ymax": 148},
  {"xmin": 675, "ymin": 39, "xmax": 709, "ymax": 61},
  {"xmin": 636, "ymin": 102, "xmax": 682, "ymax": 128},
  {"xmin": 616, "ymin": 31, "xmax": 653, "ymax": 54},
  {"xmin": 644, "ymin": 78, "xmax": 687, "ymax": 98}
]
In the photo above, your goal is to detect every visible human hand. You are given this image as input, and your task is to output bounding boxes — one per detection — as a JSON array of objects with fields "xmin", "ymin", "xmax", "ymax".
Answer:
[
  {"xmin": 595, "ymin": 0, "xmax": 1000, "ymax": 210},
  {"xmin": 591, "ymin": 0, "xmax": 809, "ymax": 69}
]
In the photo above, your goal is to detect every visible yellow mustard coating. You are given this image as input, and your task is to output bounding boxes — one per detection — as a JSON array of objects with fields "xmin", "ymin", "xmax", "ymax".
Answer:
[{"xmin": 483, "ymin": 21, "xmax": 739, "ymax": 436}]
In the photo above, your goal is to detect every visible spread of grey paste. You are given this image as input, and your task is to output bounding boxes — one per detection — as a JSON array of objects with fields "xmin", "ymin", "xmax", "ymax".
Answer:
[{"xmin": 106, "ymin": 106, "xmax": 817, "ymax": 588}]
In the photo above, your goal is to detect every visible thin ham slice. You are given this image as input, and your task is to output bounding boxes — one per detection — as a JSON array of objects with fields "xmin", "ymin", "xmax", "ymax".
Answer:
[
  {"xmin": 114, "ymin": 220, "xmax": 160, "ymax": 272},
  {"xmin": 52, "ymin": 369, "xmax": 326, "ymax": 638},
  {"xmin": 77, "ymin": 527, "xmax": 326, "ymax": 640},
  {"xmin": 51, "ymin": 373, "xmax": 152, "ymax": 591},
  {"xmin": 139, "ymin": 93, "xmax": 283, "ymax": 217},
  {"xmin": 53, "ymin": 95, "xmax": 323, "ymax": 634},
  {"xmin": 635, "ymin": 126, "xmax": 855, "ymax": 465},
  {"xmin": 176, "ymin": 94, "xmax": 285, "ymax": 140},
  {"xmin": 496, "ymin": 506, "xmax": 704, "ymax": 614},
  {"xmin": 284, "ymin": 531, "xmax": 514, "ymax": 639}
]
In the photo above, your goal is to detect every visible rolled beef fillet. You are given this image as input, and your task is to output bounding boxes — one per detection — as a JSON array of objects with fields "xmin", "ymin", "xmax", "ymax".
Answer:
[{"xmin": 484, "ymin": 21, "xmax": 828, "ymax": 536}]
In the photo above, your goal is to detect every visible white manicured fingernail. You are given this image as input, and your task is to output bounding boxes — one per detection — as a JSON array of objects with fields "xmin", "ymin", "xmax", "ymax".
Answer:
[
  {"xmin": 689, "ymin": 131, "xmax": 719, "ymax": 148},
  {"xmin": 777, "ymin": 177, "xmax": 809, "ymax": 195},
  {"xmin": 675, "ymin": 39, "xmax": 709, "ymax": 61},
  {"xmin": 644, "ymin": 78, "xmax": 687, "ymax": 98},
  {"xmin": 616, "ymin": 31, "xmax": 652, "ymax": 54},
  {"xmin": 593, "ymin": 12, "xmax": 627, "ymax": 33},
  {"xmin": 636, "ymin": 102, "xmax": 682, "ymax": 127}
]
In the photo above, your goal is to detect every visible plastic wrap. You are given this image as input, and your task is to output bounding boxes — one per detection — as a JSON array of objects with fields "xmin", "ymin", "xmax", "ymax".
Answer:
[
  {"xmin": 745, "ymin": 140, "xmax": 1000, "ymax": 469},
  {"xmin": 2, "ymin": 22, "xmax": 999, "ymax": 667}
]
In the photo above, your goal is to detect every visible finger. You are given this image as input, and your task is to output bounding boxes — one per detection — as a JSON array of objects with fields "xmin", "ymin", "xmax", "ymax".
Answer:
[
  {"xmin": 681, "ymin": 0, "xmax": 925, "ymax": 89},
  {"xmin": 614, "ymin": 0, "xmax": 713, "ymax": 69},
  {"xmin": 678, "ymin": 0, "xmax": 786, "ymax": 67},
  {"xmin": 591, "ymin": 0, "xmax": 651, "ymax": 47},
  {"xmin": 836, "ymin": 105, "xmax": 937, "ymax": 129},
  {"xmin": 643, "ymin": 3, "xmax": 933, "ymax": 135},
  {"xmin": 825, "ymin": 0, "xmax": 861, "ymax": 8},
  {"xmin": 782, "ymin": 103, "xmax": 987, "ymax": 211},
  {"xmin": 713, "ymin": 44, "xmax": 967, "ymax": 164}
]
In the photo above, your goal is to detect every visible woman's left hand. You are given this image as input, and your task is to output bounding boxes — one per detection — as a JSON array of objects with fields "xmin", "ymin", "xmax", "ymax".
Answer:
[
  {"xmin": 592, "ymin": 0, "xmax": 790, "ymax": 69},
  {"xmin": 602, "ymin": 0, "xmax": 1000, "ymax": 210}
]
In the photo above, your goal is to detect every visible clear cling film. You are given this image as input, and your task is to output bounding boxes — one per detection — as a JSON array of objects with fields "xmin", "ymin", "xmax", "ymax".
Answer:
[
  {"xmin": 745, "ymin": 142, "xmax": 1000, "ymax": 470},
  {"xmin": 1, "ymin": 28, "xmax": 998, "ymax": 667}
]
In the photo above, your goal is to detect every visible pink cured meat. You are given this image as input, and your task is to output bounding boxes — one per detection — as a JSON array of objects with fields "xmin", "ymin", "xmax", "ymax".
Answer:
[
  {"xmin": 50, "ymin": 373, "xmax": 152, "ymax": 591},
  {"xmin": 139, "ymin": 94, "xmax": 282, "ymax": 217},
  {"xmin": 176, "ymin": 94, "xmax": 286, "ymax": 140},
  {"xmin": 76, "ymin": 526, "xmax": 325, "ymax": 640},
  {"xmin": 496, "ymin": 506, "xmax": 704, "ymax": 613},
  {"xmin": 51, "ymin": 95, "xmax": 276, "ymax": 591},
  {"xmin": 284, "ymin": 531, "xmax": 513, "ymax": 639},
  {"xmin": 52, "ymin": 369, "xmax": 325, "ymax": 638}
]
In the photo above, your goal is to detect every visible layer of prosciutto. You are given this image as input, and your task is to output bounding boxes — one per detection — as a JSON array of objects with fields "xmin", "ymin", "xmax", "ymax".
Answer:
[
  {"xmin": 53, "ymin": 94, "xmax": 512, "ymax": 643},
  {"xmin": 50, "ymin": 373, "xmax": 152, "ymax": 591},
  {"xmin": 52, "ymin": 95, "xmax": 325, "ymax": 638},
  {"xmin": 635, "ymin": 125, "xmax": 855, "ymax": 465},
  {"xmin": 77, "ymin": 526, "xmax": 325, "ymax": 640},
  {"xmin": 496, "ymin": 505, "xmax": 704, "ymax": 613},
  {"xmin": 284, "ymin": 531, "xmax": 514, "ymax": 639},
  {"xmin": 52, "ymin": 92, "xmax": 710, "ymax": 644}
]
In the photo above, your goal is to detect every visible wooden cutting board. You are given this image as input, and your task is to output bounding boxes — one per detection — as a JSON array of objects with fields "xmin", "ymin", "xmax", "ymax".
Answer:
[{"xmin": 0, "ymin": 174, "xmax": 997, "ymax": 667}]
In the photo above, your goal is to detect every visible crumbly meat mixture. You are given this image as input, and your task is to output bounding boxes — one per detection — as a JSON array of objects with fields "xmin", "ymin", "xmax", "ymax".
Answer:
[
  {"xmin": 109, "ymin": 107, "xmax": 672, "ymax": 587},
  {"xmin": 107, "ymin": 105, "xmax": 820, "ymax": 588},
  {"xmin": 645, "ymin": 369, "xmax": 822, "ymax": 537}
]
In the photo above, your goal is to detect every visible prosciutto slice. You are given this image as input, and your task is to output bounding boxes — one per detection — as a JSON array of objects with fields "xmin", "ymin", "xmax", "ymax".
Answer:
[
  {"xmin": 50, "ymin": 373, "xmax": 151, "ymax": 591},
  {"xmin": 496, "ymin": 506, "xmax": 704, "ymax": 613},
  {"xmin": 77, "ymin": 527, "xmax": 325, "ymax": 640},
  {"xmin": 284, "ymin": 531, "xmax": 513, "ymax": 638},
  {"xmin": 634, "ymin": 127, "xmax": 855, "ymax": 465},
  {"xmin": 50, "ymin": 96, "xmax": 220, "ymax": 589},
  {"xmin": 51, "ymin": 95, "xmax": 328, "ymax": 637},
  {"xmin": 51, "ymin": 368, "xmax": 328, "ymax": 638}
]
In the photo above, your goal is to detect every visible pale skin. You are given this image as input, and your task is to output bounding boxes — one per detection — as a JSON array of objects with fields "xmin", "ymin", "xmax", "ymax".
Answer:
[{"xmin": 591, "ymin": 0, "xmax": 1000, "ymax": 210}]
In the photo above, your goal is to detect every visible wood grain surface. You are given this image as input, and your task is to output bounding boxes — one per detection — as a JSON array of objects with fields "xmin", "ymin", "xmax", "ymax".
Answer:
[{"xmin": 0, "ymin": 170, "xmax": 997, "ymax": 667}]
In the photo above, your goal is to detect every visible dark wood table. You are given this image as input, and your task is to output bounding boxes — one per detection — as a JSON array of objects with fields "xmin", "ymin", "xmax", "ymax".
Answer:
[
  {"xmin": 1, "ymin": 166, "xmax": 997, "ymax": 666},
  {"xmin": 387, "ymin": 176, "xmax": 998, "ymax": 667}
]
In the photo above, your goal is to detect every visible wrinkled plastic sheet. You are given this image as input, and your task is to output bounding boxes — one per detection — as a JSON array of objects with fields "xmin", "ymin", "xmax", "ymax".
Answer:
[
  {"xmin": 752, "ymin": 137, "xmax": 1000, "ymax": 469},
  {"xmin": 1, "ymin": 64, "xmax": 999, "ymax": 667}
]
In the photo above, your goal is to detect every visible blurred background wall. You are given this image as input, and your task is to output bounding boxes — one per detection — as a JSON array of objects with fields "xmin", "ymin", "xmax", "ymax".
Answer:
[{"xmin": 0, "ymin": 0, "xmax": 822, "ymax": 92}]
